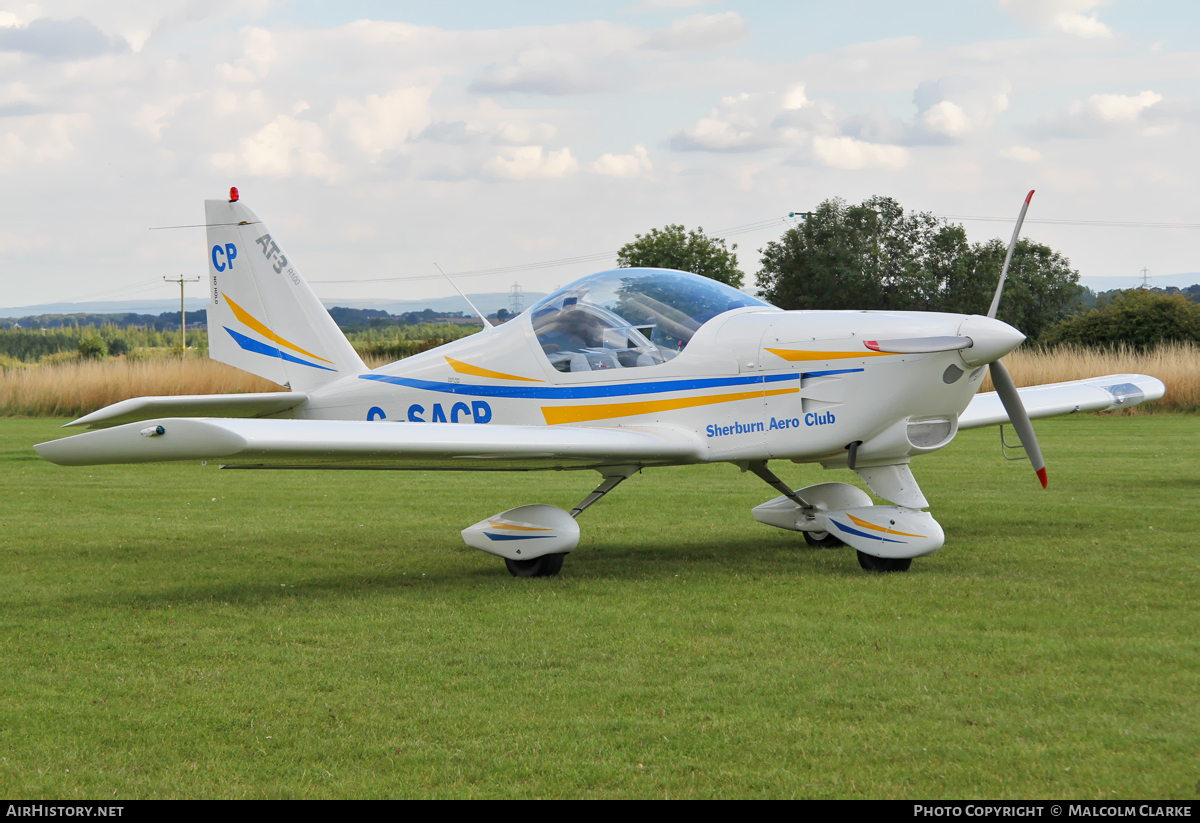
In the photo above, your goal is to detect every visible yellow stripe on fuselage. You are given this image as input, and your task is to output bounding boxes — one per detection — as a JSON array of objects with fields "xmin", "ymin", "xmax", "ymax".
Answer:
[
  {"xmin": 847, "ymin": 512, "xmax": 925, "ymax": 538},
  {"xmin": 765, "ymin": 347, "xmax": 891, "ymax": 362},
  {"xmin": 446, "ymin": 357, "xmax": 543, "ymax": 382},
  {"xmin": 542, "ymin": 387, "xmax": 798, "ymax": 426},
  {"xmin": 488, "ymin": 520, "xmax": 554, "ymax": 531},
  {"xmin": 222, "ymin": 292, "xmax": 333, "ymax": 364}
]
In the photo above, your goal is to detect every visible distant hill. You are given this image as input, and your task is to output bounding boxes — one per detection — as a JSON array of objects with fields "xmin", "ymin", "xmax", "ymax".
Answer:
[
  {"xmin": 1080, "ymin": 273, "xmax": 1200, "ymax": 291},
  {"xmin": 0, "ymin": 291, "xmax": 546, "ymax": 323}
]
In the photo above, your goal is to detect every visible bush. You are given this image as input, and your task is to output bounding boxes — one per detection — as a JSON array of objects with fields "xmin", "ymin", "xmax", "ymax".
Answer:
[
  {"xmin": 106, "ymin": 337, "xmax": 130, "ymax": 357},
  {"xmin": 77, "ymin": 334, "xmax": 108, "ymax": 359},
  {"xmin": 1040, "ymin": 290, "xmax": 1200, "ymax": 349}
]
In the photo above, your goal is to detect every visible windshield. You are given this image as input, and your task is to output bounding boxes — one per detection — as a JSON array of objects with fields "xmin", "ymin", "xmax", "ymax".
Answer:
[{"xmin": 529, "ymin": 268, "xmax": 772, "ymax": 373}]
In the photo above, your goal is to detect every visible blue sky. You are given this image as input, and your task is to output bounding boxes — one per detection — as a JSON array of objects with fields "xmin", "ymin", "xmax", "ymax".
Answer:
[{"xmin": 1, "ymin": 0, "xmax": 1197, "ymax": 309}]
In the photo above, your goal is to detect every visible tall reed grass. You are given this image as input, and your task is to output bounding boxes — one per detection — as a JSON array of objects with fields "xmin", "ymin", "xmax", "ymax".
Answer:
[
  {"xmin": 0, "ymin": 356, "xmax": 279, "ymax": 419},
  {"xmin": 982, "ymin": 342, "xmax": 1197, "ymax": 412},
  {"xmin": 2, "ymin": 342, "xmax": 1195, "ymax": 420}
]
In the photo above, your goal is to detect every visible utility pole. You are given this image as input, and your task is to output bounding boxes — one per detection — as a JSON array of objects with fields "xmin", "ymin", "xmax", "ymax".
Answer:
[{"xmin": 164, "ymin": 275, "xmax": 201, "ymax": 350}]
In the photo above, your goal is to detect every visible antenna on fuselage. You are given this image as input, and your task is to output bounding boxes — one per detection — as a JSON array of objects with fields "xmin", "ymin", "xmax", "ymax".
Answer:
[{"xmin": 435, "ymin": 263, "xmax": 493, "ymax": 330}]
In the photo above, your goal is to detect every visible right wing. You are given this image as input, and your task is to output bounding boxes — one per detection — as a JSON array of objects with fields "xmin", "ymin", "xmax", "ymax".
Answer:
[
  {"xmin": 34, "ymin": 418, "xmax": 704, "ymax": 471},
  {"xmin": 958, "ymin": 373, "xmax": 1165, "ymax": 430}
]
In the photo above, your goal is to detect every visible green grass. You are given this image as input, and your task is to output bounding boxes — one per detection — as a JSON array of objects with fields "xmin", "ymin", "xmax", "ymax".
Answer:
[{"xmin": 1, "ymin": 416, "xmax": 1196, "ymax": 799}]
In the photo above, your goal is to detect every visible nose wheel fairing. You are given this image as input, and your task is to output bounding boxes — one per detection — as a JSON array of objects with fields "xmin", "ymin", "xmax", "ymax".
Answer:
[{"xmin": 751, "ymin": 476, "xmax": 945, "ymax": 561}]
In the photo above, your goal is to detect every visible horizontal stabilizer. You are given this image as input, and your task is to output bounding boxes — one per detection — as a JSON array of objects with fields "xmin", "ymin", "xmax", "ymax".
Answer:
[
  {"xmin": 65, "ymin": 392, "xmax": 308, "ymax": 430},
  {"xmin": 959, "ymin": 373, "xmax": 1165, "ymax": 429},
  {"xmin": 35, "ymin": 418, "xmax": 702, "ymax": 471}
]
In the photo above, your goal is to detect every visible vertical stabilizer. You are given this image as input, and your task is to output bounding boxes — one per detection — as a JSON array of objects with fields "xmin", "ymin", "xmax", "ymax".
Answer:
[{"xmin": 204, "ymin": 195, "xmax": 364, "ymax": 391}]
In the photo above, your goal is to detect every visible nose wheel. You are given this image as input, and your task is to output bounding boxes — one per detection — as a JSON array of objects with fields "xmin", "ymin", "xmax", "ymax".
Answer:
[
  {"xmin": 504, "ymin": 553, "xmax": 566, "ymax": 578},
  {"xmin": 856, "ymin": 551, "xmax": 912, "ymax": 572}
]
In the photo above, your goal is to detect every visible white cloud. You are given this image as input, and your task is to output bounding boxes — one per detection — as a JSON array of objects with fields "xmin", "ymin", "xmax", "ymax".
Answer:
[
  {"xmin": 212, "ymin": 114, "xmax": 336, "ymax": 180},
  {"xmin": 623, "ymin": 0, "xmax": 718, "ymax": 12},
  {"xmin": 0, "ymin": 113, "xmax": 91, "ymax": 168},
  {"xmin": 470, "ymin": 47, "xmax": 614, "ymax": 95},
  {"xmin": 1000, "ymin": 145, "xmax": 1041, "ymax": 162},
  {"xmin": 0, "ymin": 231, "xmax": 50, "ymax": 253},
  {"xmin": 483, "ymin": 146, "xmax": 579, "ymax": 180},
  {"xmin": 642, "ymin": 11, "xmax": 748, "ymax": 51},
  {"xmin": 592, "ymin": 145, "xmax": 652, "ymax": 178},
  {"xmin": 999, "ymin": 0, "xmax": 1113, "ymax": 38},
  {"xmin": 1086, "ymin": 90, "xmax": 1163, "ymax": 123},
  {"xmin": 492, "ymin": 122, "xmax": 557, "ymax": 145},
  {"xmin": 811, "ymin": 136, "xmax": 909, "ymax": 170},
  {"xmin": 216, "ymin": 26, "xmax": 276, "ymax": 82},
  {"xmin": 911, "ymin": 76, "xmax": 1009, "ymax": 142},
  {"xmin": 669, "ymin": 91, "xmax": 797, "ymax": 152},
  {"xmin": 1037, "ymin": 90, "xmax": 1165, "ymax": 137},
  {"xmin": 333, "ymin": 87, "xmax": 432, "ymax": 162},
  {"xmin": 132, "ymin": 96, "xmax": 186, "ymax": 140}
]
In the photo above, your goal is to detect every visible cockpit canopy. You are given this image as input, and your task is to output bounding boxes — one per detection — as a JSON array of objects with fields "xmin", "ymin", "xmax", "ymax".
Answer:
[{"xmin": 529, "ymin": 268, "xmax": 773, "ymax": 373}]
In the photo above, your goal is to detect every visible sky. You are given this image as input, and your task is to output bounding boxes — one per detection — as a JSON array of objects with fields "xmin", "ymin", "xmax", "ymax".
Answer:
[{"xmin": 1, "ymin": 0, "xmax": 1198, "ymax": 310}]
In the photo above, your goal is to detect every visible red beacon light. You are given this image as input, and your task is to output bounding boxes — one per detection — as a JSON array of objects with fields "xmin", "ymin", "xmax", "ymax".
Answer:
[{"xmin": 229, "ymin": 186, "xmax": 239, "ymax": 202}]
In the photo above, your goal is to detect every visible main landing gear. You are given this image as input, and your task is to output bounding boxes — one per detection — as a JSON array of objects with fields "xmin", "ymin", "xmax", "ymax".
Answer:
[{"xmin": 460, "ymin": 467, "xmax": 640, "ymax": 578}]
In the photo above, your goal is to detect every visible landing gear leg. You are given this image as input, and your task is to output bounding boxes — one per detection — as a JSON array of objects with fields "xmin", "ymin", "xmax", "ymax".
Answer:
[
  {"xmin": 569, "ymin": 465, "xmax": 639, "ymax": 518},
  {"xmin": 749, "ymin": 461, "xmax": 845, "ymax": 547},
  {"xmin": 501, "ymin": 466, "xmax": 640, "ymax": 579}
]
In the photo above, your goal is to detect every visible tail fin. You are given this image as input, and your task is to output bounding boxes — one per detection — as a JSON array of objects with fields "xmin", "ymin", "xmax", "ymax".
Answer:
[{"xmin": 204, "ymin": 194, "xmax": 364, "ymax": 391}]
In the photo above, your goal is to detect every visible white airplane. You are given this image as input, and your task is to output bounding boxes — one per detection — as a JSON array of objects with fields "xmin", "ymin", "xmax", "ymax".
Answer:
[{"xmin": 35, "ymin": 189, "xmax": 1164, "ymax": 575}]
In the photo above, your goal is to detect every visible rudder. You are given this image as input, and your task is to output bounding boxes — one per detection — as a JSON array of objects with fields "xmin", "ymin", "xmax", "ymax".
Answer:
[{"xmin": 204, "ymin": 193, "xmax": 364, "ymax": 391}]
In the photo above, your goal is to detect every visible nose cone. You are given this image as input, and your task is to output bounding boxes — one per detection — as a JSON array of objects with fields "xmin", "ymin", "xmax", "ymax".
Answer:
[{"xmin": 957, "ymin": 315, "xmax": 1026, "ymax": 367}]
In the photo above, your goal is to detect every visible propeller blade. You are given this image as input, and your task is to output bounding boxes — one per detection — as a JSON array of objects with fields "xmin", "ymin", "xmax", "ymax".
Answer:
[
  {"xmin": 987, "ymin": 189, "xmax": 1035, "ymax": 319},
  {"xmin": 989, "ymin": 359, "xmax": 1047, "ymax": 488}
]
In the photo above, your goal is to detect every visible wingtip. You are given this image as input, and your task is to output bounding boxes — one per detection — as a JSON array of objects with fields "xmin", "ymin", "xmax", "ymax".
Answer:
[
  {"xmin": 1025, "ymin": 189, "xmax": 1035, "ymax": 204},
  {"xmin": 1036, "ymin": 466, "xmax": 1048, "ymax": 488}
]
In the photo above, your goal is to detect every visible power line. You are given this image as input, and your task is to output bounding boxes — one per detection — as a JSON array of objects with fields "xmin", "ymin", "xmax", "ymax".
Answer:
[
  {"xmin": 307, "ymin": 216, "xmax": 800, "ymax": 286},
  {"xmin": 939, "ymin": 215, "xmax": 1200, "ymax": 229}
]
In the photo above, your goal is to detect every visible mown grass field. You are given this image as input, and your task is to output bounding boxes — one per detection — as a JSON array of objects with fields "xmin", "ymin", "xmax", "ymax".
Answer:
[{"xmin": 1, "ymin": 415, "xmax": 1196, "ymax": 799}]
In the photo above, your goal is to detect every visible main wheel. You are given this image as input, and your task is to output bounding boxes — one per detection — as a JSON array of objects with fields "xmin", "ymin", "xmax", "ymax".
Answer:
[
  {"xmin": 856, "ymin": 551, "xmax": 912, "ymax": 573},
  {"xmin": 804, "ymin": 530, "xmax": 845, "ymax": 548},
  {"xmin": 504, "ymin": 552, "xmax": 566, "ymax": 578}
]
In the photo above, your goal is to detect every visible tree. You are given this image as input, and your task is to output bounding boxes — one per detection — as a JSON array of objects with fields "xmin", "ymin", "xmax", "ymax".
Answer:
[
  {"xmin": 1041, "ymin": 289, "xmax": 1200, "ymax": 348},
  {"xmin": 617, "ymin": 224, "xmax": 743, "ymax": 289},
  {"xmin": 755, "ymin": 196, "xmax": 1086, "ymax": 339},
  {"xmin": 77, "ymin": 333, "xmax": 107, "ymax": 360}
]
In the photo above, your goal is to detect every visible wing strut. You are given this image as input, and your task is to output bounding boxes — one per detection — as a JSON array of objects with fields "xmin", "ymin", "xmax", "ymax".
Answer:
[
  {"xmin": 569, "ymin": 465, "xmax": 640, "ymax": 518},
  {"xmin": 749, "ymin": 461, "xmax": 813, "ymax": 509}
]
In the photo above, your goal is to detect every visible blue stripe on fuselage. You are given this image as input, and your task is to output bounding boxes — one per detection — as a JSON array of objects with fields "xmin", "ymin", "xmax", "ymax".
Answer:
[
  {"xmin": 484, "ymin": 532, "xmax": 557, "ymax": 541},
  {"xmin": 360, "ymin": 371, "xmax": 799, "ymax": 399},
  {"xmin": 801, "ymin": 368, "xmax": 864, "ymax": 378}
]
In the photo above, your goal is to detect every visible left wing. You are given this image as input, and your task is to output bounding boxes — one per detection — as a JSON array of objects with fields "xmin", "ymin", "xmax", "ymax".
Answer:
[
  {"xmin": 959, "ymin": 373, "xmax": 1165, "ymax": 430},
  {"xmin": 34, "ymin": 418, "xmax": 703, "ymax": 471},
  {"xmin": 64, "ymin": 392, "xmax": 307, "ymax": 430}
]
